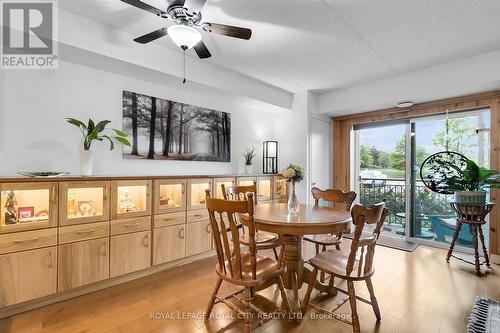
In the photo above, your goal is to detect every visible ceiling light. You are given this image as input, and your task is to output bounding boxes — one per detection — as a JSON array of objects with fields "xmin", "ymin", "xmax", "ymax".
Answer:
[
  {"xmin": 397, "ymin": 101, "xmax": 414, "ymax": 108},
  {"xmin": 167, "ymin": 25, "xmax": 201, "ymax": 49}
]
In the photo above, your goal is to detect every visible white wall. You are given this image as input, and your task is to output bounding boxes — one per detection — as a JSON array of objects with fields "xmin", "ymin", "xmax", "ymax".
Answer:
[{"xmin": 0, "ymin": 59, "xmax": 276, "ymax": 176}]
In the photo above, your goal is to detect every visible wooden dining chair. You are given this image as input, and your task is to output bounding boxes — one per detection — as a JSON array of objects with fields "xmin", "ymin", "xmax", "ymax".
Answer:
[
  {"xmin": 303, "ymin": 187, "xmax": 357, "ymax": 283},
  {"xmin": 221, "ymin": 183, "xmax": 283, "ymax": 261},
  {"xmin": 204, "ymin": 190, "xmax": 291, "ymax": 333},
  {"xmin": 302, "ymin": 202, "xmax": 389, "ymax": 333}
]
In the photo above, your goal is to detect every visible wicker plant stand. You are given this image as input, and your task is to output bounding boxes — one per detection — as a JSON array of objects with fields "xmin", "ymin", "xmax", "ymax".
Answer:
[{"xmin": 446, "ymin": 202, "xmax": 495, "ymax": 275}]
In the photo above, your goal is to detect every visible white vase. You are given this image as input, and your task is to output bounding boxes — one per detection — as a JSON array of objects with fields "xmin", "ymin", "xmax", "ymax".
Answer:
[
  {"xmin": 80, "ymin": 150, "xmax": 94, "ymax": 176},
  {"xmin": 244, "ymin": 165, "xmax": 253, "ymax": 174}
]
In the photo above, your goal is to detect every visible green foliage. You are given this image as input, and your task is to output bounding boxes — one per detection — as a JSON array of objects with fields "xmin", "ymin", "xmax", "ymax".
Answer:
[
  {"xmin": 242, "ymin": 145, "xmax": 256, "ymax": 165},
  {"xmin": 360, "ymin": 144, "xmax": 373, "ymax": 168},
  {"xmin": 66, "ymin": 118, "xmax": 131, "ymax": 151},
  {"xmin": 433, "ymin": 118, "xmax": 476, "ymax": 155},
  {"xmin": 441, "ymin": 158, "xmax": 500, "ymax": 191}
]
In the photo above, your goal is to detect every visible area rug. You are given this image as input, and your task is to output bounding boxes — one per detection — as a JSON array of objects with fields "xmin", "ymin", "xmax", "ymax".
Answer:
[{"xmin": 467, "ymin": 297, "xmax": 500, "ymax": 333}]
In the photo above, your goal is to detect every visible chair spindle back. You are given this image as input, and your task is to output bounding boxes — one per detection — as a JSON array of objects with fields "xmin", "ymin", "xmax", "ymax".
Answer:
[
  {"xmin": 346, "ymin": 202, "xmax": 388, "ymax": 276},
  {"xmin": 311, "ymin": 187, "xmax": 357, "ymax": 212},
  {"xmin": 205, "ymin": 190, "xmax": 258, "ymax": 281},
  {"xmin": 222, "ymin": 182, "xmax": 257, "ymax": 203}
]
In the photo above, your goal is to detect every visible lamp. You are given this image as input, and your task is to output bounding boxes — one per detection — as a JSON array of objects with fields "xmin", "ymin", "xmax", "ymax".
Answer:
[
  {"xmin": 263, "ymin": 141, "xmax": 278, "ymax": 174},
  {"xmin": 167, "ymin": 25, "xmax": 201, "ymax": 49}
]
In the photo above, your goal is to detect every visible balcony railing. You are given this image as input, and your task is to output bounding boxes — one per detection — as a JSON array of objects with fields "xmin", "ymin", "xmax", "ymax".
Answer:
[{"xmin": 359, "ymin": 177, "xmax": 455, "ymax": 229}]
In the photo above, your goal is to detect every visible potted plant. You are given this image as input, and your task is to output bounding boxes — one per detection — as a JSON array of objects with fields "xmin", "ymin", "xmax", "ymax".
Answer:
[
  {"xmin": 443, "ymin": 159, "xmax": 499, "ymax": 204},
  {"xmin": 280, "ymin": 164, "xmax": 304, "ymax": 213},
  {"xmin": 242, "ymin": 146, "xmax": 256, "ymax": 174},
  {"xmin": 67, "ymin": 118, "xmax": 131, "ymax": 176}
]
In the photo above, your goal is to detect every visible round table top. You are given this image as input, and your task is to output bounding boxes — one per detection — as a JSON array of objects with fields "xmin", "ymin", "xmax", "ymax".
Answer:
[{"xmin": 253, "ymin": 203, "xmax": 351, "ymax": 235}]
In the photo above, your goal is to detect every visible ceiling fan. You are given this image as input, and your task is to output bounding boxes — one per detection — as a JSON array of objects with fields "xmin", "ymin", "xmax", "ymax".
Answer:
[{"xmin": 121, "ymin": 0, "xmax": 252, "ymax": 59}]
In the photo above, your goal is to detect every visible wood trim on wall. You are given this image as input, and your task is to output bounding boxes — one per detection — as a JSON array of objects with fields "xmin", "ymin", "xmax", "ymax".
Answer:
[{"xmin": 332, "ymin": 90, "xmax": 500, "ymax": 255}]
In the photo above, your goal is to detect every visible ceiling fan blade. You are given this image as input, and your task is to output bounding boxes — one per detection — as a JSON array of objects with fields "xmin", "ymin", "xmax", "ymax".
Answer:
[
  {"xmin": 183, "ymin": 0, "xmax": 207, "ymax": 14},
  {"xmin": 193, "ymin": 40, "xmax": 211, "ymax": 59},
  {"xmin": 121, "ymin": 0, "xmax": 167, "ymax": 17},
  {"xmin": 203, "ymin": 23, "xmax": 252, "ymax": 40},
  {"xmin": 133, "ymin": 28, "xmax": 168, "ymax": 44}
]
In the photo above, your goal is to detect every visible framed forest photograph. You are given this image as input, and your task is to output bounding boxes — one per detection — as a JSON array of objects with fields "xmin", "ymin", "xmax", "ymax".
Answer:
[{"xmin": 122, "ymin": 91, "xmax": 231, "ymax": 162}]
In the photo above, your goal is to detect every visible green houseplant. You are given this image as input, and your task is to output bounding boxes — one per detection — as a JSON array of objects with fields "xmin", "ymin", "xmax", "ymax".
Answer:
[
  {"xmin": 443, "ymin": 158, "xmax": 500, "ymax": 203},
  {"xmin": 242, "ymin": 145, "xmax": 256, "ymax": 174},
  {"xmin": 280, "ymin": 164, "xmax": 305, "ymax": 213},
  {"xmin": 67, "ymin": 118, "xmax": 131, "ymax": 176}
]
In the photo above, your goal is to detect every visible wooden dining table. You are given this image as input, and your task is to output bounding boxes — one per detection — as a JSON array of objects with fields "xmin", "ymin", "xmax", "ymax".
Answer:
[{"xmin": 253, "ymin": 203, "xmax": 351, "ymax": 319}]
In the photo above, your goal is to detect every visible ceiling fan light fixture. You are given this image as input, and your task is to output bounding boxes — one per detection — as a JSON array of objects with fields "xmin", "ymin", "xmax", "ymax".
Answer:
[
  {"xmin": 167, "ymin": 24, "xmax": 201, "ymax": 49},
  {"xmin": 397, "ymin": 101, "xmax": 414, "ymax": 108}
]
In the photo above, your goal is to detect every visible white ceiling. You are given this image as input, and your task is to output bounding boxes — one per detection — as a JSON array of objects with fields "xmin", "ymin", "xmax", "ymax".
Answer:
[{"xmin": 60, "ymin": 0, "xmax": 500, "ymax": 111}]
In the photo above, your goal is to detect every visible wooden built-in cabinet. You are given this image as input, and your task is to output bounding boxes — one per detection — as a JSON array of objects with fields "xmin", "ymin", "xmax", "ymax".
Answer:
[
  {"xmin": 154, "ymin": 179, "xmax": 186, "ymax": 214},
  {"xmin": 273, "ymin": 177, "xmax": 288, "ymax": 202},
  {"xmin": 58, "ymin": 237, "xmax": 109, "ymax": 292},
  {"xmin": 111, "ymin": 180, "xmax": 152, "ymax": 220},
  {"xmin": 59, "ymin": 181, "xmax": 110, "ymax": 226},
  {"xmin": 110, "ymin": 230, "xmax": 150, "ymax": 278},
  {"xmin": 0, "ymin": 174, "xmax": 286, "ymax": 314},
  {"xmin": 0, "ymin": 182, "xmax": 58, "ymax": 233},
  {"xmin": 187, "ymin": 179, "xmax": 212, "ymax": 210},
  {"xmin": 0, "ymin": 246, "xmax": 57, "ymax": 307},
  {"xmin": 186, "ymin": 220, "xmax": 212, "ymax": 256},
  {"xmin": 213, "ymin": 177, "xmax": 235, "ymax": 199},
  {"xmin": 153, "ymin": 224, "xmax": 185, "ymax": 265}
]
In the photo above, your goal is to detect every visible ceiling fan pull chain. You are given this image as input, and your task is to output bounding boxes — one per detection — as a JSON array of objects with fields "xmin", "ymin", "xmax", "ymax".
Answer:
[{"xmin": 182, "ymin": 46, "xmax": 187, "ymax": 84}]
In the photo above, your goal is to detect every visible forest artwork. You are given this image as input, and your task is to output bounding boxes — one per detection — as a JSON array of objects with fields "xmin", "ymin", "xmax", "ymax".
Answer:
[{"xmin": 122, "ymin": 91, "xmax": 231, "ymax": 162}]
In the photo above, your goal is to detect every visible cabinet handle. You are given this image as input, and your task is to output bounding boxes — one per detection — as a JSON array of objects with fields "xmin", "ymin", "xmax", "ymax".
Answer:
[
  {"xmin": 193, "ymin": 214, "xmax": 202, "ymax": 218},
  {"xmin": 123, "ymin": 223, "xmax": 140, "ymax": 228},
  {"xmin": 14, "ymin": 237, "xmax": 39, "ymax": 244},
  {"xmin": 163, "ymin": 218, "xmax": 174, "ymax": 222},
  {"xmin": 99, "ymin": 242, "xmax": 107, "ymax": 256},
  {"xmin": 178, "ymin": 227, "xmax": 185, "ymax": 239},
  {"xmin": 182, "ymin": 183, "xmax": 185, "ymax": 194},
  {"xmin": 76, "ymin": 229, "xmax": 96, "ymax": 234},
  {"xmin": 142, "ymin": 234, "xmax": 149, "ymax": 247},
  {"xmin": 206, "ymin": 224, "xmax": 211, "ymax": 233}
]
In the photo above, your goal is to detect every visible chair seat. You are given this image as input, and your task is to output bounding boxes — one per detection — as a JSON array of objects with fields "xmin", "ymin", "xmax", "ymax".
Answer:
[
  {"xmin": 217, "ymin": 253, "xmax": 284, "ymax": 286},
  {"xmin": 308, "ymin": 250, "xmax": 374, "ymax": 281},
  {"xmin": 240, "ymin": 231, "xmax": 278, "ymax": 245},
  {"xmin": 303, "ymin": 234, "xmax": 342, "ymax": 246}
]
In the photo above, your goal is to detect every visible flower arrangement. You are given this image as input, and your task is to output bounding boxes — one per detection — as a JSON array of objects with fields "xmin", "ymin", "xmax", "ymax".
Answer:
[{"xmin": 280, "ymin": 164, "xmax": 304, "ymax": 183}]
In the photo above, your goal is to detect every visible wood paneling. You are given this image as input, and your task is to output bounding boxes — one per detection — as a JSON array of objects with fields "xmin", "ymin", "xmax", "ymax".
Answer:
[
  {"xmin": 110, "ymin": 231, "xmax": 151, "ymax": 278},
  {"xmin": 0, "ymin": 247, "xmax": 57, "ymax": 307},
  {"xmin": 185, "ymin": 220, "xmax": 211, "ymax": 256},
  {"xmin": 333, "ymin": 91, "xmax": 500, "ymax": 254}
]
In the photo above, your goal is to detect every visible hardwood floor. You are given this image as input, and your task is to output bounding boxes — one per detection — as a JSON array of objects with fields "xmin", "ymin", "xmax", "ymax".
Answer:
[{"xmin": 1, "ymin": 241, "xmax": 499, "ymax": 333}]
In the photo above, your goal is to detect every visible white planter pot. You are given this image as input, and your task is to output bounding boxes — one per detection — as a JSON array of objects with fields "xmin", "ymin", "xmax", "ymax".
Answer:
[
  {"xmin": 244, "ymin": 165, "xmax": 253, "ymax": 174},
  {"xmin": 80, "ymin": 150, "xmax": 94, "ymax": 176},
  {"xmin": 454, "ymin": 191, "xmax": 486, "ymax": 204}
]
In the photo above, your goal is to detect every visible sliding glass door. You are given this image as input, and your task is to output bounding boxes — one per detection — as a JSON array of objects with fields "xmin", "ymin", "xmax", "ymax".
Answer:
[
  {"xmin": 355, "ymin": 122, "xmax": 408, "ymax": 237},
  {"xmin": 410, "ymin": 110, "xmax": 490, "ymax": 248},
  {"xmin": 354, "ymin": 108, "xmax": 490, "ymax": 248}
]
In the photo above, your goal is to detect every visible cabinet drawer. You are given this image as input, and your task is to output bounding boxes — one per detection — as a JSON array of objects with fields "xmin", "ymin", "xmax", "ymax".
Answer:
[
  {"xmin": 0, "ymin": 228, "xmax": 57, "ymax": 255},
  {"xmin": 111, "ymin": 216, "xmax": 151, "ymax": 236},
  {"xmin": 187, "ymin": 209, "xmax": 209, "ymax": 223},
  {"xmin": 59, "ymin": 221, "xmax": 109, "ymax": 244},
  {"xmin": 154, "ymin": 212, "xmax": 185, "ymax": 228}
]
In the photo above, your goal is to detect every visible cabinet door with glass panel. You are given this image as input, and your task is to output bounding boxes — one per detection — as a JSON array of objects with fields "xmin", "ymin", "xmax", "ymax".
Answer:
[
  {"xmin": 59, "ymin": 181, "xmax": 110, "ymax": 226},
  {"xmin": 111, "ymin": 180, "xmax": 152, "ymax": 220},
  {"xmin": 154, "ymin": 179, "xmax": 186, "ymax": 214},
  {"xmin": 213, "ymin": 177, "xmax": 235, "ymax": 199},
  {"xmin": 0, "ymin": 182, "xmax": 58, "ymax": 234},
  {"xmin": 237, "ymin": 177, "xmax": 257, "ymax": 187},
  {"xmin": 257, "ymin": 176, "xmax": 273, "ymax": 202},
  {"xmin": 187, "ymin": 179, "xmax": 212, "ymax": 210},
  {"xmin": 273, "ymin": 176, "xmax": 288, "ymax": 202}
]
